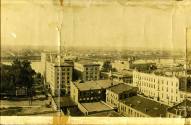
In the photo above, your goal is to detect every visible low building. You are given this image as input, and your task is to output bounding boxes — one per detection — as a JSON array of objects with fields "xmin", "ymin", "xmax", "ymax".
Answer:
[
  {"xmin": 118, "ymin": 95, "xmax": 169, "ymax": 117},
  {"xmin": 15, "ymin": 86, "xmax": 27, "ymax": 96},
  {"xmin": 78, "ymin": 101, "xmax": 115, "ymax": 116},
  {"xmin": 166, "ymin": 100, "xmax": 191, "ymax": 118},
  {"xmin": 111, "ymin": 70, "xmax": 133, "ymax": 84},
  {"xmin": 74, "ymin": 60, "xmax": 100, "ymax": 82},
  {"xmin": 111, "ymin": 60, "xmax": 130, "ymax": 71},
  {"xmin": 130, "ymin": 62, "xmax": 157, "ymax": 72},
  {"xmin": 70, "ymin": 80, "xmax": 120, "ymax": 103},
  {"xmin": 106, "ymin": 83, "xmax": 137, "ymax": 108}
]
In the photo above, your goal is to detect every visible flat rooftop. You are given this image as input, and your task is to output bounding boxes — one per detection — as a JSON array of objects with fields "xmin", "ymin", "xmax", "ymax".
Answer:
[
  {"xmin": 108, "ymin": 83, "xmax": 136, "ymax": 94},
  {"xmin": 74, "ymin": 80, "xmax": 121, "ymax": 91},
  {"xmin": 112, "ymin": 72, "xmax": 132, "ymax": 77},
  {"xmin": 120, "ymin": 95, "xmax": 169, "ymax": 117},
  {"xmin": 81, "ymin": 101, "xmax": 113, "ymax": 113},
  {"xmin": 75, "ymin": 60, "xmax": 100, "ymax": 66}
]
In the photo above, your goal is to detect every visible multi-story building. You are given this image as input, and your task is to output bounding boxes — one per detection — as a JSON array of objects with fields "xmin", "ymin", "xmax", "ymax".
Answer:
[
  {"xmin": 46, "ymin": 61, "xmax": 73, "ymax": 96},
  {"xmin": 111, "ymin": 71, "xmax": 133, "ymax": 84},
  {"xmin": 70, "ymin": 80, "xmax": 120, "ymax": 104},
  {"xmin": 166, "ymin": 100, "xmax": 191, "ymax": 118},
  {"xmin": 118, "ymin": 95, "xmax": 169, "ymax": 117},
  {"xmin": 106, "ymin": 83, "xmax": 137, "ymax": 108},
  {"xmin": 133, "ymin": 70, "xmax": 182, "ymax": 106},
  {"xmin": 74, "ymin": 61, "xmax": 100, "ymax": 82},
  {"xmin": 41, "ymin": 52, "xmax": 74, "ymax": 96}
]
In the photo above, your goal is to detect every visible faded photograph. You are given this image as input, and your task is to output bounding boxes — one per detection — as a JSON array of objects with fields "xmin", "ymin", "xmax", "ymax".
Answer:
[{"xmin": 1, "ymin": 0, "xmax": 191, "ymax": 124}]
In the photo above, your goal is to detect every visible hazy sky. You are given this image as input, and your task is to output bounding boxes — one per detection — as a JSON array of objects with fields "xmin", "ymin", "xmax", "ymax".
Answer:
[{"xmin": 1, "ymin": 0, "xmax": 191, "ymax": 50}]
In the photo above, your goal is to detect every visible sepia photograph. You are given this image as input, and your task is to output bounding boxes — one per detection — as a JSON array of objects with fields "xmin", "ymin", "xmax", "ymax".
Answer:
[{"xmin": 1, "ymin": 0, "xmax": 191, "ymax": 124}]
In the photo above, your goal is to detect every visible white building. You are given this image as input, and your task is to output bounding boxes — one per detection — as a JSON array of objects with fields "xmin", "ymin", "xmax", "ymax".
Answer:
[
  {"xmin": 41, "ymin": 52, "xmax": 74, "ymax": 96},
  {"xmin": 46, "ymin": 61, "xmax": 73, "ymax": 96},
  {"xmin": 133, "ymin": 70, "xmax": 182, "ymax": 106}
]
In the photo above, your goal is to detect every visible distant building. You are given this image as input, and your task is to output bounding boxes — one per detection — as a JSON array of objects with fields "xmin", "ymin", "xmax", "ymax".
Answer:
[
  {"xmin": 118, "ymin": 95, "xmax": 169, "ymax": 117},
  {"xmin": 166, "ymin": 100, "xmax": 191, "ymax": 118},
  {"xmin": 74, "ymin": 61, "xmax": 100, "ymax": 82},
  {"xmin": 155, "ymin": 67, "xmax": 186, "ymax": 77},
  {"xmin": 70, "ymin": 80, "xmax": 120, "ymax": 103},
  {"xmin": 106, "ymin": 83, "xmax": 138, "ymax": 108},
  {"xmin": 130, "ymin": 62, "xmax": 157, "ymax": 72},
  {"xmin": 112, "ymin": 60, "xmax": 130, "ymax": 71},
  {"xmin": 133, "ymin": 70, "xmax": 181, "ymax": 106},
  {"xmin": 111, "ymin": 70, "xmax": 133, "ymax": 84}
]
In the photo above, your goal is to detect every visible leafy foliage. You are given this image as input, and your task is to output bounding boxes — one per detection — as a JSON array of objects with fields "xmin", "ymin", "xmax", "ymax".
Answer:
[
  {"xmin": 1, "ymin": 58, "xmax": 36, "ymax": 95},
  {"xmin": 101, "ymin": 60, "xmax": 112, "ymax": 72}
]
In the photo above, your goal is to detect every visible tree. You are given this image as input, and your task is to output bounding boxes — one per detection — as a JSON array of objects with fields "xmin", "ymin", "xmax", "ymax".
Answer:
[
  {"xmin": 1, "ymin": 59, "xmax": 35, "ymax": 101},
  {"xmin": 0, "ymin": 64, "xmax": 15, "ymax": 95},
  {"xmin": 101, "ymin": 60, "xmax": 112, "ymax": 72}
]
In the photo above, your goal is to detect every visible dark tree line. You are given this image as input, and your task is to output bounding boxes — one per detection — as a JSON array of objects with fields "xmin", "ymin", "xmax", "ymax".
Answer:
[{"xmin": 1, "ymin": 58, "xmax": 36, "ymax": 96}]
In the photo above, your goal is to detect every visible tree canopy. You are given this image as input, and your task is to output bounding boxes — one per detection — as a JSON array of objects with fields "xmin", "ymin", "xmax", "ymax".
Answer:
[
  {"xmin": 0, "ymin": 58, "xmax": 36, "ymax": 94},
  {"xmin": 101, "ymin": 60, "xmax": 112, "ymax": 72}
]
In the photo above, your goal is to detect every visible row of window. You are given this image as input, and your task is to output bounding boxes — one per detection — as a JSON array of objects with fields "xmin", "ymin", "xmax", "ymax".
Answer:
[
  {"xmin": 79, "ymin": 96, "xmax": 101, "ymax": 101},
  {"xmin": 57, "ymin": 80, "xmax": 70, "ymax": 84},
  {"xmin": 79, "ymin": 90, "xmax": 102, "ymax": 96},
  {"xmin": 55, "ymin": 67, "xmax": 72, "ymax": 71},
  {"xmin": 108, "ymin": 92, "xmax": 118, "ymax": 100},
  {"xmin": 119, "ymin": 104, "xmax": 145, "ymax": 117},
  {"xmin": 85, "ymin": 67, "xmax": 98, "ymax": 71},
  {"xmin": 57, "ymin": 72, "xmax": 71, "ymax": 76},
  {"xmin": 134, "ymin": 75, "xmax": 178, "ymax": 87},
  {"xmin": 139, "ymin": 89, "xmax": 179, "ymax": 102},
  {"xmin": 138, "ymin": 83, "xmax": 178, "ymax": 93},
  {"xmin": 106, "ymin": 97, "xmax": 117, "ymax": 106}
]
